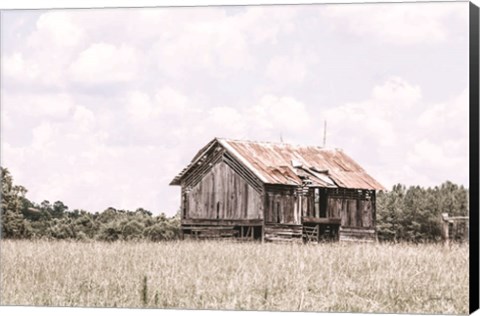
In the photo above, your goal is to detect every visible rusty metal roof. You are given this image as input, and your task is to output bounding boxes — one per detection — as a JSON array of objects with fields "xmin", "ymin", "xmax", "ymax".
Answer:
[{"xmin": 171, "ymin": 138, "xmax": 385, "ymax": 190}]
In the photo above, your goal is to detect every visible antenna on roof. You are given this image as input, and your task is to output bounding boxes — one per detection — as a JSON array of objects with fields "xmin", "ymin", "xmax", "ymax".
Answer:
[
  {"xmin": 280, "ymin": 132, "xmax": 284, "ymax": 143},
  {"xmin": 323, "ymin": 120, "xmax": 327, "ymax": 147}
]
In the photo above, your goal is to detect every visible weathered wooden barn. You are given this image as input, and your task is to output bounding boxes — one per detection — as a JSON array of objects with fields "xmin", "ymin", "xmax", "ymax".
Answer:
[{"xmin": 170, "ymin": 138, "xmax": 385, "ymax": 242}]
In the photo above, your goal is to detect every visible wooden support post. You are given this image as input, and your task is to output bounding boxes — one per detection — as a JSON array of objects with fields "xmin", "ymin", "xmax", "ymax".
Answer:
[{"xmin": 441, "ymin": 213, "xmax": 449, "ymax": 246}]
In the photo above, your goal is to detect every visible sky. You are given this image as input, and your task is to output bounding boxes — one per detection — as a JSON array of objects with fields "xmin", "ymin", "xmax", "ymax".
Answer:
[{"xmin": 0, "ymin": 1, "xmax": 470, "ymax": 216}]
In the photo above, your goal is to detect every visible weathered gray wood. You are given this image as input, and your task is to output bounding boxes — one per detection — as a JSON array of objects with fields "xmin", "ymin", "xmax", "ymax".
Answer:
[
  {"xmin": 302, "ymin": 217, "xmax": 341, "ymax": 224},
  {"xmin": 361, "ymin": 199, "xmax": 373, "ymax": 228},
  {"xmin": 264, "ymin": 187, "xmax": 299, "ymax": 225},
  {"xmin": 356, "ymin": 199, "xmax": 362, "ymax": 228},
  {"xmin": 223, "ymin": 152, "xmax": 263, "ymax": 193},
  {"xmin": 182, "ymin": 218, "xmax": 263, "ymax": 226},
  {"xmin": 264, "ymin": 223, "xmax": 303, "ymax": 242},
  {"xmin": 182, "ymin": 146, "xmax": 225, "ymax": 188},
  {"xmin": 186, "ymin": 161, "xmax": 263, "ymax": 220},
  {"xmin": 348, "ymin": 199, "xmax": 357, "ymax": 227}
]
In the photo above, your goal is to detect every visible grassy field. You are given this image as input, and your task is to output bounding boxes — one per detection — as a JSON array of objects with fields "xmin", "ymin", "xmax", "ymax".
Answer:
[{"xmin": 0, "ymin": 240, "xmax": 469, "ymax": 314}]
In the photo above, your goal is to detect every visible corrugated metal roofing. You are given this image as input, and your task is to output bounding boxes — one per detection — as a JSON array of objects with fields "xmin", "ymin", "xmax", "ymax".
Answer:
[{"xmin": 171, "ymin": 138, "xmax": 385, "ymax": 190}]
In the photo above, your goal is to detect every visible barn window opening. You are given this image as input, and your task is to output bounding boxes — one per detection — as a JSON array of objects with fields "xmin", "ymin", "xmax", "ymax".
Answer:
[{"xmin": 216, "ymin": 202, "xmax": 220, "ymax": 219}]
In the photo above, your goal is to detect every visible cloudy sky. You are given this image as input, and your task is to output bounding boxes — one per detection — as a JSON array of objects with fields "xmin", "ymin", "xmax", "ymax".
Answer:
[{"xmin": 1, "ymin": 1, "xmax": 470, "ymax": 215}]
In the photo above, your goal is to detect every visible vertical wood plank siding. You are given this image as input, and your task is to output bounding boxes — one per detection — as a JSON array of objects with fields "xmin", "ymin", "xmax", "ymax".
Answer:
[
  {"xmin": 327, "ymin": 196, "xmax": 374, "ymax": 228},
  {"xmin": 185, "ymin": 161, "xmax": 263, "ymax": 219},
  {"xmin": 264, "ymin": 185, "xmax": 301, "ymax": 225}
]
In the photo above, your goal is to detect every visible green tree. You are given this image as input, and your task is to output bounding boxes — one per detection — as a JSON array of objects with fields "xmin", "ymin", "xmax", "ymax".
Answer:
[
  {"xmin": 1, "ymin": 167, "xmax": 32, "ymax": 238},
  {"xmin": 52, "ymin": 201, "xmax": 68, "ymax": 218},
  {"xmin": 98, "ymin": 221, "xmax": 123, "ymax": 241},
  {"xmin": 122, "ymin": 219, "xmax": 144, "ymax": 240},
  {"xmin": 376, "ymin": 181, "xmax": 469, "ymax": 243},
  {"xmin": 376, "ymin": 184, "xmax": 405, "ymax": 242}
]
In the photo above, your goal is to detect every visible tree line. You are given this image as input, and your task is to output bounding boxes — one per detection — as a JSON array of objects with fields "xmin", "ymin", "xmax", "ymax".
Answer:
[
  {"xmin": 376, "ymin": 182, "xmax": 469, "ymax": 242},
  {"xmin": 1, "ymin": 166, "xmax": 469, "ymax": 242},
  {"xmin": 1, "ymin": 167, "xmax": 180, "ymax": 241}
]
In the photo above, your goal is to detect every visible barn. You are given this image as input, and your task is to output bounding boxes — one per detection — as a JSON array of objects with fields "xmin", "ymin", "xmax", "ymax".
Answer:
[{"xmin": 170, "ymin": 138, "xmax": 385, "ymax": 242}]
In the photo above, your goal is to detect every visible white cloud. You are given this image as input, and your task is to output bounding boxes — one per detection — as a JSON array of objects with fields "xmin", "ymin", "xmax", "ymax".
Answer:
[
  {"xmin": 1, "ymin": 99, "xmax": 181, "ymax": 213},
  {"xmin": 372, "ymin": 77, "xmax": 422, "ymax": 108},
  {"xmin": 152, "ymin": 18, "xmax": 254, "ymax": 77},
  {"xmin": 265, "ymin": 48, "xmax": 317, "ymax": 85},
  {"xmin": 324, "ymin": 77, "xmax": 468, "ymax": 189},
  {"xmin": 234, "ymin": 6, "xmax": 298, "ymax": 44},
  {"xmin": 406, "ymin": 88, "xmax": 469, "ymax": 184},
  {"xmin": 69, "ymin": 43, "xmax": 140, "ymax": 85},
  {"xmin": 266, "ymin": 55, "xmax": 306, "ymax": 84},
  {"xmin": 321, "ymin": 2, "xmax": 467, "ymax": 45},
  {"xmin": 125, "ymin": 91, "xmax": 154, "ymax": 121},
  {"xmin": 29, "ymin": 11, "xmax": 86, "ymax": 49},
  {"xmin": 147, "ymin": 6, "xmax": 300, "ymax": 78},
  {"xmin": 153, "ymin": 87, "xmax": 190, "ymax": 113},
  {"xmin": 32, "ymin": 122, "xmax": 56, "ymax": 150},
  {"xmin": 72, "ymin": 105, "xmax": 96, "ymax": 132},
  {"xmin": 3, "ymin": 6, "xmax": 300, "ymax": 88},
  {"xmin": 417, "ymin": 88, "xmax": 468, "ymax": 136},
  {"xmin": 4, "ymin": 11, "xmax": 88, "ymax": 88},
  {"xmin": 407, "ymin": 139, "xmax": 466, "ymax": 171},
  {"xmin": 207, "ymin": 106, "xmax": 247, "ymax": 136},
  {"xmin": 124, "ymin": 88, "xmax": 310, "ymax": 142},
  {"xmin": 324, "ymin": 77, "xmax": 421, "ymax": 147},
  {"xmin": 4, "ymin": 93, "xmax": 75, "ymax": 120},
  {"xmin": 125, "ymin": 86, "xmax": 195, "ymax": 123},
  {"xmin": 2, "ymin": 53, "xmax": 40, "ymax": 82},
  {"xmin": 249, "ymin": 94, "xmax": 311, "ymax": 133}
]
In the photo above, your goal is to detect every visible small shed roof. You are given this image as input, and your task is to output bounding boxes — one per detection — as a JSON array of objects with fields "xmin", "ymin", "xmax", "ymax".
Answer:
[{"xmin": 171, "ymin": 138, "xmax": 385, "ymax": 190}]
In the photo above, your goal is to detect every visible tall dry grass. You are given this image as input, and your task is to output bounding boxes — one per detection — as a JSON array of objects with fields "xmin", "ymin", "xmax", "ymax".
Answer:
[{"xmin": 0, "ymin": 240, "xmax": 469, "ymax": 314}]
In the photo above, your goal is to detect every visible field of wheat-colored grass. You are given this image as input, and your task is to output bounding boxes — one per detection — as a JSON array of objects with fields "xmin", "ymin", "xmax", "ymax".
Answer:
[{"xmin": 0, "ymin": 240, "xmax": 469, "ymax": 314}]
